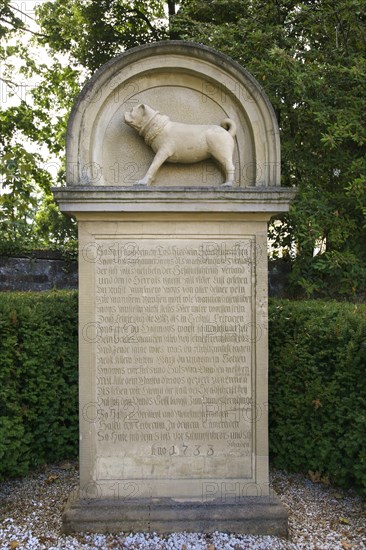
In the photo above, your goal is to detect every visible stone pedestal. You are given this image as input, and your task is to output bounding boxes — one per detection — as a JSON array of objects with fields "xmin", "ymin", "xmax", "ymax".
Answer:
[
  {"xmin": 62, "ymin": 497, "xmax": 288, "ymax": 536},
  {"xmin": 54, "ymin": 42, "xmax": 295, "ymax": 536}
]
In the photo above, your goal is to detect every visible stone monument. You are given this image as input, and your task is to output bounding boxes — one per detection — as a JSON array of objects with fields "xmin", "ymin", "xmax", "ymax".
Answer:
[{"xmin": 54, "ymin": 41, "xmax": 296, "ymax": 536}]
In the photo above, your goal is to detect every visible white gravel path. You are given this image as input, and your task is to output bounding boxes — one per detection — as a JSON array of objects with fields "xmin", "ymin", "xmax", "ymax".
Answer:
[{"xmin": 0, "ymin": 463, "xmax": 365, "ymax": 549}]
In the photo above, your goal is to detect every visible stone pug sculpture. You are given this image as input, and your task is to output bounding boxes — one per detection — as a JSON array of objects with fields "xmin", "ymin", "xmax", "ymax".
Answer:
[{"xmin": 124, "ymin": 103, "xmax": 237, "ymax": 186}]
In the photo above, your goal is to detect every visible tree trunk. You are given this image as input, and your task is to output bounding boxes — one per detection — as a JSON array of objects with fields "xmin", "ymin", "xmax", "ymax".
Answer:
[
  {"xmin": 167, "ymin": 1, "xmax": 176, "ymax": 16},
  {"xmin": 167, "ymin": 1, "xmax": 179, "ymax": 39}
]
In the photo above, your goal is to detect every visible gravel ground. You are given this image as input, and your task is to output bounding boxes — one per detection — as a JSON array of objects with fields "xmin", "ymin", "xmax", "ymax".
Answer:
[{"xmin": 0, "ymin": 463, "xmax": 365, "ymax": 549}]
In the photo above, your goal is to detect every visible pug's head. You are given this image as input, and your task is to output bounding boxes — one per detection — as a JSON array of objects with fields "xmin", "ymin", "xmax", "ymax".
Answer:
[{"xmin": 124, "ymin": 104, "xmax": 157, "ymax": 131}]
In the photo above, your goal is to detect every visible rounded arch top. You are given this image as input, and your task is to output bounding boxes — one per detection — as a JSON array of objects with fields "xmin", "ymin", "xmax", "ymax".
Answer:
[{"xmin": 66, "ymin": 41, "xmax": 280, "ymax": 188}]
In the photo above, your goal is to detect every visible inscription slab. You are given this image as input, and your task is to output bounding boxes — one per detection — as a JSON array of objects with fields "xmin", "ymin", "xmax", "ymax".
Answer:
[{"xmin": 92, "ymin": 239, "xmax": 254, "ymax": 481}]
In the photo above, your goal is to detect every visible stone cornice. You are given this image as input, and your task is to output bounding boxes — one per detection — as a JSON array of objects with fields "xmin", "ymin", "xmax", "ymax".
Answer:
[{"xmin": 53, "ymin": 186, "xmax": 297, "ymax": 215}]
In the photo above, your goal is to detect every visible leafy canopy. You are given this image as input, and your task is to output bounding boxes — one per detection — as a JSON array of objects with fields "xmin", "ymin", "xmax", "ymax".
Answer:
[
  {"xmin": 0, "ymin": 1, "xmax": 79, "ymax": 252},
  {"xmin": 36, "ymin": 0, "xmax": 168, "ymax": 72}
]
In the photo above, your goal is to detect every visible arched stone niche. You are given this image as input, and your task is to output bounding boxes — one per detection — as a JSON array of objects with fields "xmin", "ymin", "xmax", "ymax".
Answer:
[{"xmin": 67, "ymin": 41, "xmax": 280, "ymax": 188}]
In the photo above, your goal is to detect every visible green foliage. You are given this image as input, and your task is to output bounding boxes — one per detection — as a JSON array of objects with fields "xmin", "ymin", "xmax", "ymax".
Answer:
[
  {"xmin": 174, "ymin": 0, "xmax": 366, "ymax": 299},
  {"xmin": 0, "ymin": 1, "xmax": 26, "ymax": 37},
  {"xmin": 0, "ymin": 142, "xmax": 52, "ymax": 241},
  {"xmin": 36, "ymin": 0, "xmax": 168, "ymax": 73},
  {"xmin": 0, "ymin": 291, "xmax": 78, "ymax": 479},
  {"xmin": 0, "ymin": 4, "xmax": 79, "ymax": 251},
  {"xmin": 269, "ymin": 299, "xmax": 366, "ymax": 494},
  {"xmin": 34, "ymin": 194, "xmax": 77, "ymax": 248},
  {"xmin": 1, "ymin": 2, "xmax": 171, "ymax": 251}
]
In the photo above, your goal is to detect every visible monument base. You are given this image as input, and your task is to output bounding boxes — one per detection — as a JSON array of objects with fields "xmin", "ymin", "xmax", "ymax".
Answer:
[{"xmin": 62, "ymin": 494, "xmax": 288, "ymax": 537}]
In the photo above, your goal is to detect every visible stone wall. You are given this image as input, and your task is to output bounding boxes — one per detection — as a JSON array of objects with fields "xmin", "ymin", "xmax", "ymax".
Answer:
[{"xmin": 0, "ymin": 252, "xmax": 78, "ymax": 292}]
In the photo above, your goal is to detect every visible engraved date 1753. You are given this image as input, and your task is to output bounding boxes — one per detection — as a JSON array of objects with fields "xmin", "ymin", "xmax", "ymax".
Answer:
[{"xmin": 151, "ymin": 444, "xmax": 214, "ymax": 457}]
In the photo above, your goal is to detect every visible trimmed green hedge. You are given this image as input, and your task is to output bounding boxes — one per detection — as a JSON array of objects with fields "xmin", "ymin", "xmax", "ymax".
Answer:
[
  {"xmin": 0, "ymin": 291, "xmax": 78, "ymax": 479},
  {"xmin": 269, "ymin": 300, "xmax": 366, "ymax": 494},
  {"xmin": 1, "ymin": 292, "xmax": 365, "ymax": 495}
]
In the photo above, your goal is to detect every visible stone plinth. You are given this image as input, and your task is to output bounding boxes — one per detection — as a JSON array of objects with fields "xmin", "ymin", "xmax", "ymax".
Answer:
[
  {"xmin": 62, "ymin": 496, "xmax": 288, "ymax": 537},
  {"xmin": 54, "ymin": 41, "xmax": 296, "ymax": 536}
]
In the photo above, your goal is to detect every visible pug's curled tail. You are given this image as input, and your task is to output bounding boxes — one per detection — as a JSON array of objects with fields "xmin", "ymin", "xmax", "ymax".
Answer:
[{"xmin": 220, "ymin": 118, "xmax": 236, "ymax": 137}]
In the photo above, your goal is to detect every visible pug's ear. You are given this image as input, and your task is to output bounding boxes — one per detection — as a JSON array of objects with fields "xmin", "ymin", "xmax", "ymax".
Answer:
[{"xmin": 137, "ymin": 104, "xmax": 146, "ymax": 112}]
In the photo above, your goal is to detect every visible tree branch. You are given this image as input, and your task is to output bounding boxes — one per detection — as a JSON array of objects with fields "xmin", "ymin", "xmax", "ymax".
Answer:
[
  {"xmin": 0, "ymin": 15, "xmax": 49, "ymax": 38},
  {"xmin": 129, "ymin": 8, "xmax": 162, "ymax": 41},
  {"xmin": 0, "ymin": 75, "xmax": 17, "ymax": 89},
  {"xmin": 8, "ymin": 3, "xmax": 37, "ymax": 22}
]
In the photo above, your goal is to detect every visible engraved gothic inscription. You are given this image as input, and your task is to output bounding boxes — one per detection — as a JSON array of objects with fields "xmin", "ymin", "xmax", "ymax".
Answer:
[{"xmin": 93, "ymin": 239, "xmax": 254, "ymax": 479}]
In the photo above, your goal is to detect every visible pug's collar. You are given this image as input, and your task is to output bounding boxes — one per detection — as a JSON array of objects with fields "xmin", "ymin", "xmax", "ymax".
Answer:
[{"xmin": 140, "ymin": 112, "xmax": 170, "ymax": 147}]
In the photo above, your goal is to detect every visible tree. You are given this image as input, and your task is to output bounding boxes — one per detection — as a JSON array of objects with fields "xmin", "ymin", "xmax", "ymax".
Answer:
[
  {"xmin": 172, "ymin": 0, "xmax": 366, "ymax": 299},
  {"xmin": 0, "ymin": 1, "xmax": 78, "ymax": 252},
  {"xmin": 35, "ymin": 0, "xmax": 169, "ymax": 73},
  {"xmin": 1, "ymin": 1, "xmax": 173, "ymax": 253}
]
